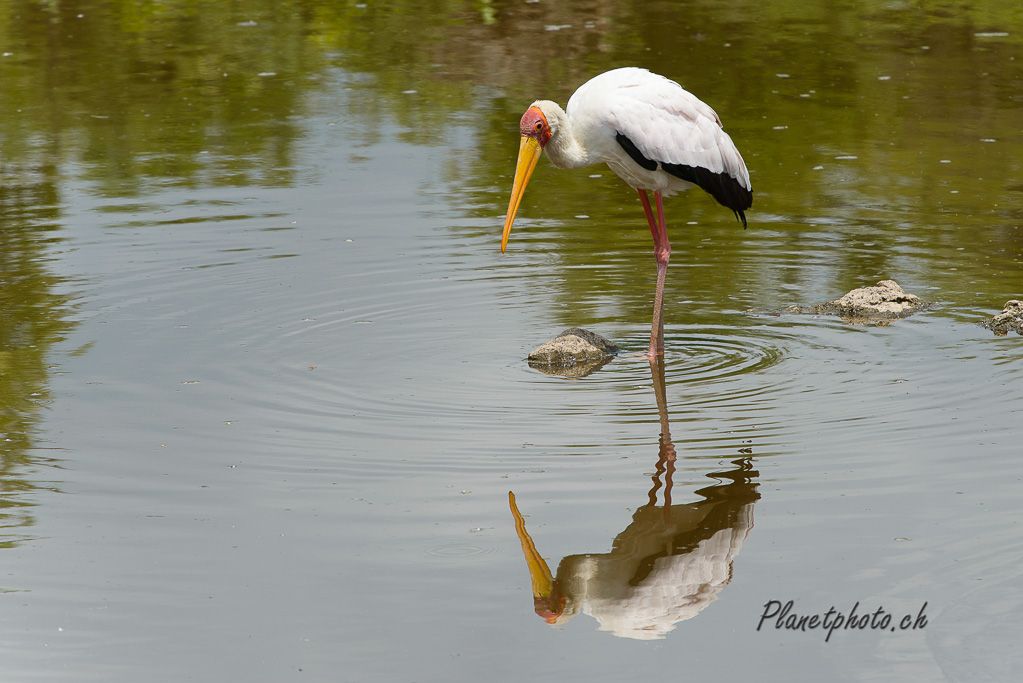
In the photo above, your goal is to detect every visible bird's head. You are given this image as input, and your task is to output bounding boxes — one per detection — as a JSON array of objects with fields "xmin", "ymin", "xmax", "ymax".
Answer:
[
  {"xmin": 502, "ymin": 102, "xmax": 556, "ymax": 253},
  {"xmin": 519, "ymin": 105, "xmax": 552, "ymax": 148}
]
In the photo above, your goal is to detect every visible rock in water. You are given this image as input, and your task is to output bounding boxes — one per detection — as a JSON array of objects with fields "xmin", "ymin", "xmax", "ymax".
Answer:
[
  {"xmin": 748, "ymin": 279, "xmax": 929, "ymax": 325},
  {"xmin": 813, "ymin": 279, "xmax": 928, "ymax": 322},
  {"xmin": 527, "ymin": 328, "xmax": 618, "ymax": 377},
  {"xmin": 981, "ymin": 300, "xmax": 1023, "ymax": 336}
]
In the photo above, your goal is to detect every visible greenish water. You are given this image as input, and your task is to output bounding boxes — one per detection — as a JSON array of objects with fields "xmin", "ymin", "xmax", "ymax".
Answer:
[{"xmin": 1, "ymin": 1, "xmax": 1022, "ymax": 681}]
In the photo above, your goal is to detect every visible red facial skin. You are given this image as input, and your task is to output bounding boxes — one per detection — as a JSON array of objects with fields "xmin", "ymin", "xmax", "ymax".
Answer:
[
  {"xmin": 534, "ymin": 592, "xmax": 566, "ymax": 623},
  {"xmin": 519, "ymin": 106, "xmax": 551, "ymax": 148}
]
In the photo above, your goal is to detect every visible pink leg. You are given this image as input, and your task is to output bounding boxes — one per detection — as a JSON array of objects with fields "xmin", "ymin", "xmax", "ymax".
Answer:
[{"xmin": 638, "ymin": 190, "xmax": 670, "ymax": 360}]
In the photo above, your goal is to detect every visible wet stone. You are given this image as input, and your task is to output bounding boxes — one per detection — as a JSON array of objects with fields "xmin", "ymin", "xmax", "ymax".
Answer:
[
  {"xmin": 527, "ymin": 328, "xmax": 618, "ymax": 377},
  {"xmin": 812, "ymin": 279, "xmax": 928, "ymax": 323},
  {"xmin": 981, "ymin": 300, "xmax": 1023, "ymax": 337},
  {"xmin": 749, "ymin": 279, "xmax": 929, "ymax": 326}
]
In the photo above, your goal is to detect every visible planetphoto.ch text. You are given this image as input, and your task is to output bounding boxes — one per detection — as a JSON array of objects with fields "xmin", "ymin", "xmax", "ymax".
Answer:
[{"xmin": 757, "ymin": 600, "xmax": 929, "ymax": 642}]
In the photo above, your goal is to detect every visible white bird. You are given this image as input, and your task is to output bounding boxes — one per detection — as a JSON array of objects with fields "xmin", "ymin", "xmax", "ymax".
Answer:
[{"xmin": 502, "ymin": 67, "xmax": 752, "ymax": 361}]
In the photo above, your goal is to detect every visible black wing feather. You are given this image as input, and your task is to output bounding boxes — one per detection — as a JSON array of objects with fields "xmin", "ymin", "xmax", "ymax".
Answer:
[{"xmin": 615, "ymin": 132, "xmax": 752, "ymax": 229}]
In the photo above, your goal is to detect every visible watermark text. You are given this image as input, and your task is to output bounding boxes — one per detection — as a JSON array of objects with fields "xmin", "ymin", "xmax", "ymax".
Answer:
[{"xmin": 756, "ymin": 600, "xmax": 928, "ymax": 642}]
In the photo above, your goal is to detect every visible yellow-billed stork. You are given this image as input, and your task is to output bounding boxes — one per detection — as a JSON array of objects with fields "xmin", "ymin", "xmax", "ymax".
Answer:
[{"xmin": 501, "ymin": 67, "xmax": 752, "ymax": 361}]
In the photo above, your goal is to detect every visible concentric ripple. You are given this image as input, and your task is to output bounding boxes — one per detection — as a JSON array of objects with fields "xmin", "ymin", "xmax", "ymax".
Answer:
[
  {"xmin": 588, "ymin": 321, "xmax": 825, "ymax": 406},
  {"xmin": 663, "ymin": 328, "xmax": 789, "ymax": 383},
  {"xmin": 420, "ymin": 542, "xmax": 499, "ymax": 563}
]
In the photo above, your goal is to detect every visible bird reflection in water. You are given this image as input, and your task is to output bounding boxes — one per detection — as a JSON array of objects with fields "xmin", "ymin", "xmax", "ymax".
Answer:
[{"xmin": 508, "ymin": 360, "xmax": 760, "ymax": 639}]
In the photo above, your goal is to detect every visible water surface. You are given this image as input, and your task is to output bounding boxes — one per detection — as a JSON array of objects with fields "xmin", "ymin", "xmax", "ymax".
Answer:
[{"xmin": 1, "ymin": 1, "xmax": 1022, "ymax": 681}]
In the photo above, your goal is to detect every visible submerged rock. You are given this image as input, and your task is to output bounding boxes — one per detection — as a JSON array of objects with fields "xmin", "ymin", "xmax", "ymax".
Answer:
[
  {"xmin": 749, "ymin": 280, "xmax": 929, "ymax": 326},
  {"xmin": 527, "ymin": 328, "xmax": 618, "ymax": 377},
  {"xmin": 981, "ymin": 300, "xmax": 1023, "ymax": 336}
]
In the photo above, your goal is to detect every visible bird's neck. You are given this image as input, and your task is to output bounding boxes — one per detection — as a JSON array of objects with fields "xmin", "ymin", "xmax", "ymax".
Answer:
[{"xmin": 536, "ymin": 101, "xmax": 591, "ymax": 170}]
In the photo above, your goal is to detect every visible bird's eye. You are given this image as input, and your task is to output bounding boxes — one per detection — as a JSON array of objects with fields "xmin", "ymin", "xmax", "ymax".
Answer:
[{"xmin": 535, "ymin": 121, "xmax": 543, "ymax": 131}]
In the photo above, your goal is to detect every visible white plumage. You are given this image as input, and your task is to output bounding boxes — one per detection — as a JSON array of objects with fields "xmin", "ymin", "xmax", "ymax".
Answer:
[
  {"xmin": 557, "ymin": 68, "xmax": 751, "ymax": 197},
  {"xmin": 502, "ymin": 67, "xmax": 752, "ymax": 360}
]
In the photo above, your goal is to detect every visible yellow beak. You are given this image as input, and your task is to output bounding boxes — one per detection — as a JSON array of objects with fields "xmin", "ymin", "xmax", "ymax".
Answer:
[
  {"xmin": 501, "ymin": 136, "xmax": 543, "ymax": 253},
  {"xmin": 508, "ymin": 491, "xmax": 555, "ymax": 600}
]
